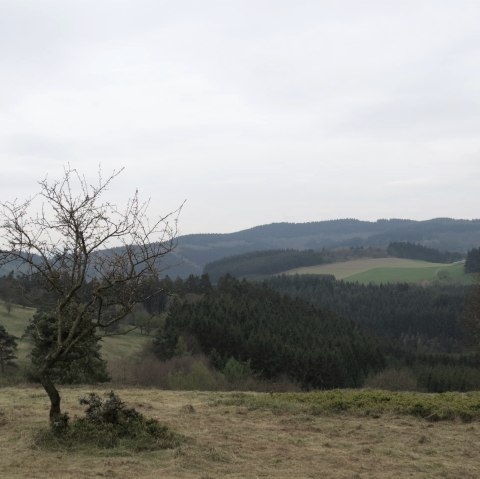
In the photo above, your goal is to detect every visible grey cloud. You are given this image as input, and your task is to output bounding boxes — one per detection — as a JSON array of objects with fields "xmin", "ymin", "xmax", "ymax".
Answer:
[{"xmin": 0, "ymin": 1, "xmax": 479, "ymax": 233}]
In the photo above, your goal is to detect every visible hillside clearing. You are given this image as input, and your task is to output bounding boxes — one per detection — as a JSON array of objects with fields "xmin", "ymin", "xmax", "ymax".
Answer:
[
  {"xmin": 282, "ymin": 258, "xmax": 469, "ymax": 284},
  {"xmin": 0, "ymin": 386, "xmax": 479, "ymax": 478}
]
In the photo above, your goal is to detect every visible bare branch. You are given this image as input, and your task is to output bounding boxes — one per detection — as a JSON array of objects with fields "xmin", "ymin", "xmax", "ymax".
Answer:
[{"xmin": 0, "ymin": 165, "xmax": 182, "ymax": 417}]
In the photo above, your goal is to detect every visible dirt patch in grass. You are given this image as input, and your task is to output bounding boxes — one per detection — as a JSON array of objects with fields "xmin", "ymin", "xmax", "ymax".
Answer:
[{"xmin": 0, "ymin": 386, "xmax": 479, "ymax": 478}]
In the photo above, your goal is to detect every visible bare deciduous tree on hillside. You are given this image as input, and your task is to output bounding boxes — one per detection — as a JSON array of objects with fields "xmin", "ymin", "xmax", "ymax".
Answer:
[{"xmin": 0, "ymin": 166, "xmax": 181, "ymax": 421}]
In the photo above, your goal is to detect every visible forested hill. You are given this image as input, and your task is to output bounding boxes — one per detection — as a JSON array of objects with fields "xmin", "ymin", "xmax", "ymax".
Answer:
[
  {"xmin": 2, "ymin": 218, "xmax": 478, "ymax": 279},
  {"xmin": 163, "ymin": 218, "xmax": 480, "ymax": 277},
  {"xmin": 154, "ymin": 276, "xmax": 385, "ymax": 389}
]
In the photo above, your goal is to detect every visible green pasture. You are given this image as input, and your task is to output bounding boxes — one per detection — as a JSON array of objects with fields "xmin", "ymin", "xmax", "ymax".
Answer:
[
  {"xmin": 283, "ymin": 258, "xmax": 472, "ymax": 284},
  {"xmin": 0, "ymin": 304, "xmax": 35, "ymax": 366},
  {"xmin": 347, "ymin": 262, "xmax": 472, "ymax": 285}
]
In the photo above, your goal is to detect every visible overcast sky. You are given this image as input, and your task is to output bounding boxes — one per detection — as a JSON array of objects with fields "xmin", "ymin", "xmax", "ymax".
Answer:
[{"xmin": 1, "ymin": 1, "xmax": 479, "ymax": 234}]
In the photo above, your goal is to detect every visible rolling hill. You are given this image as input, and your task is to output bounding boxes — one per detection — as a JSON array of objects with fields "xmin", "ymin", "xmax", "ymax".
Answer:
[
  {"xmin": 167, "ymin": 218, "xmax": 480, "ymax": 278},
  {"xmin": 4, "ymin": 218, "xmax": 479, "ymax": 279}
]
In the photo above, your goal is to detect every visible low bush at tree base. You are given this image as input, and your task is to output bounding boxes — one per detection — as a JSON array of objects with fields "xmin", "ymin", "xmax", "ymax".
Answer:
[{"xmin": 35, "ymin": 391, "xmax": 182, "ymax": 452}]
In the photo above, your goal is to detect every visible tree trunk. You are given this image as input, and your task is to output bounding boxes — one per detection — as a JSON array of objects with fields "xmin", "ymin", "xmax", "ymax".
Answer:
[{"xmin": 40, "ymin": 373, "xmax": 61, "ymax": 421}]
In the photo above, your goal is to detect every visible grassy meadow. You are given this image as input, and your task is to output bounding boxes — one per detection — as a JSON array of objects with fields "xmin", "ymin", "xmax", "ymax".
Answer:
[
  {"xmin": 0, "ymin": 304, "xmax": 36, "ymax": 368},
  {"xmin": 1, "ymin": 386, "xmax": 480, "ymax": 478},
  {"xmin": 283, "ymin": 258, "xmax": 471, "ymax": 284}
]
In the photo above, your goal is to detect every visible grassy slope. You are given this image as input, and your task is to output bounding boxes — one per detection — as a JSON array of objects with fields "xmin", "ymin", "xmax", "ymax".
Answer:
[
  {"xmin": 0, "ymin": 305, "xmax": 35, "ymax": 366},
  {"xmin": 283, "ymin": 258, "xmax": 471, "ymax": 284},
  {"xmin": 1, "ymin": 386, "xmax": 480, "ymax": 478},
  {"xmin": 101, "ymin": 332, "xmax": 150, "ymax": 361},
  {"xmin": 0, "ymin": 303, "xmax": 150, "ymax": 366}
]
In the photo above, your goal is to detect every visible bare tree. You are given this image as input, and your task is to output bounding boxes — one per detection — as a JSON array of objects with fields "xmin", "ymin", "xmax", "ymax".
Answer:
[{"xmin": 0, "ymin": 166, "xmax": 181, "ymax": 421}]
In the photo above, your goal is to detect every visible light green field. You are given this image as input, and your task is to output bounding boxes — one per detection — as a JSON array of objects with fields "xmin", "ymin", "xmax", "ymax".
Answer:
[
  {"xmin": 0, "ymin": 304, "xmax": 35, "ymax": 366},
  {"xmin": 347, "ymin": 262, "xmax": 470, "ymax": 284},
  {"xmin": 283, "ymin": 258, "xmax": 471, "ymax": 284}
]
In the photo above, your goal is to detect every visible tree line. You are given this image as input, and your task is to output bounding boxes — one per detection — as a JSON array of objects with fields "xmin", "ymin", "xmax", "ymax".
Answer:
[
  {"xmin": 386, "ymin": 241, "xmax": 463, "ymax": 263},
  {"xmin": 204, "ymin": 247, "xmax": 386, "ymax": 280}
]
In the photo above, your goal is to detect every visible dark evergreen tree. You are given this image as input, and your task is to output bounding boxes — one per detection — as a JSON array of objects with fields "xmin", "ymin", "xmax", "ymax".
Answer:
[
  {"xmin": 26, "ymin": 305, "xmax": 110, "ymax": 384},
  {"xmin": 465, "ymin": 247, "xmax": 480, "ymax": 273},
  {"xmin": 0, "ymin": 324, "xmax": 17, "ymax": 374}
]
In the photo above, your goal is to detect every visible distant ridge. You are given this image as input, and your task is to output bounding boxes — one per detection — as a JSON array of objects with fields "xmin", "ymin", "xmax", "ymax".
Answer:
[
  {"xmin": 158, "ymin": 218, "xmax": 480, "ymax": 278},
  {"xmin": 2, "ymin": 218, "xmax": 479, "ymax": 279}
]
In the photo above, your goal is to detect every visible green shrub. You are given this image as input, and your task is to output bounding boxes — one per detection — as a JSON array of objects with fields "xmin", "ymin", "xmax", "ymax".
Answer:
[
  {"xmin": 223, "ymin": 357, "xmax": 253, "ymax": 384},
  {"xmin": 222, "ymin": 389, "xmax": 480, "ymax": 422},
  {"xmin": 109, "ymin": 353, "xmax": 300, "ymax": 392},
  {"xmin": 166, "ymin": 359, "xmax": 224, "ymax": 390},
  {"xmin": 364, "ymin": 368, "xmax": 418, "ymax": 391},
  {"xmin": 36, "ymin": 391, "xmax": 182, "ymax": 452}
]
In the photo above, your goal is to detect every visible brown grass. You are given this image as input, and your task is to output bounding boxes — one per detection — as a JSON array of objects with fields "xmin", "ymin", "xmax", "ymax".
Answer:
[{"xmin": 0, "ymin": 386, "xmax": 479, "ymax": 478}]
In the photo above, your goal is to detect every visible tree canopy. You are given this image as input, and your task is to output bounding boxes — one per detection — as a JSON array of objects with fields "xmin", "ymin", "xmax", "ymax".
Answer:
[
  {"xmin": 154, "ymin": 276, "xmax": 385, "ymax": 389},
  {"xmin": 387, "ymin": 242, "xmax": 463, "ymax": 264}
]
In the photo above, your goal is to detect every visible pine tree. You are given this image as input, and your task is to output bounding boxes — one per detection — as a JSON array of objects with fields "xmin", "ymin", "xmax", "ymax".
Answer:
[
  {"xmin": 0, "ymin": 324, "xmax": 17, "ymax": 374},
  {"xmin": 465, "ymin": 247, "xmax": 480, "ymax": 273},
  {"xmin": 26, "ymin": 305, "xmax": 109, "ymax": 384}
]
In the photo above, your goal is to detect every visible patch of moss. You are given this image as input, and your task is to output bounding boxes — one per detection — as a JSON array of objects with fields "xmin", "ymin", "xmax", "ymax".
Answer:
[{"xmin": 221, "ymin": 390, "xmax": 480, "ymax": 422}]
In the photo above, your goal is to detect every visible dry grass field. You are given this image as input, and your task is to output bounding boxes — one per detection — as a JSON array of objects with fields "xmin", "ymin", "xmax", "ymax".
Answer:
[{"xmin": 1, "ymin": 386, "xmax": 480, "ymax": 478}]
